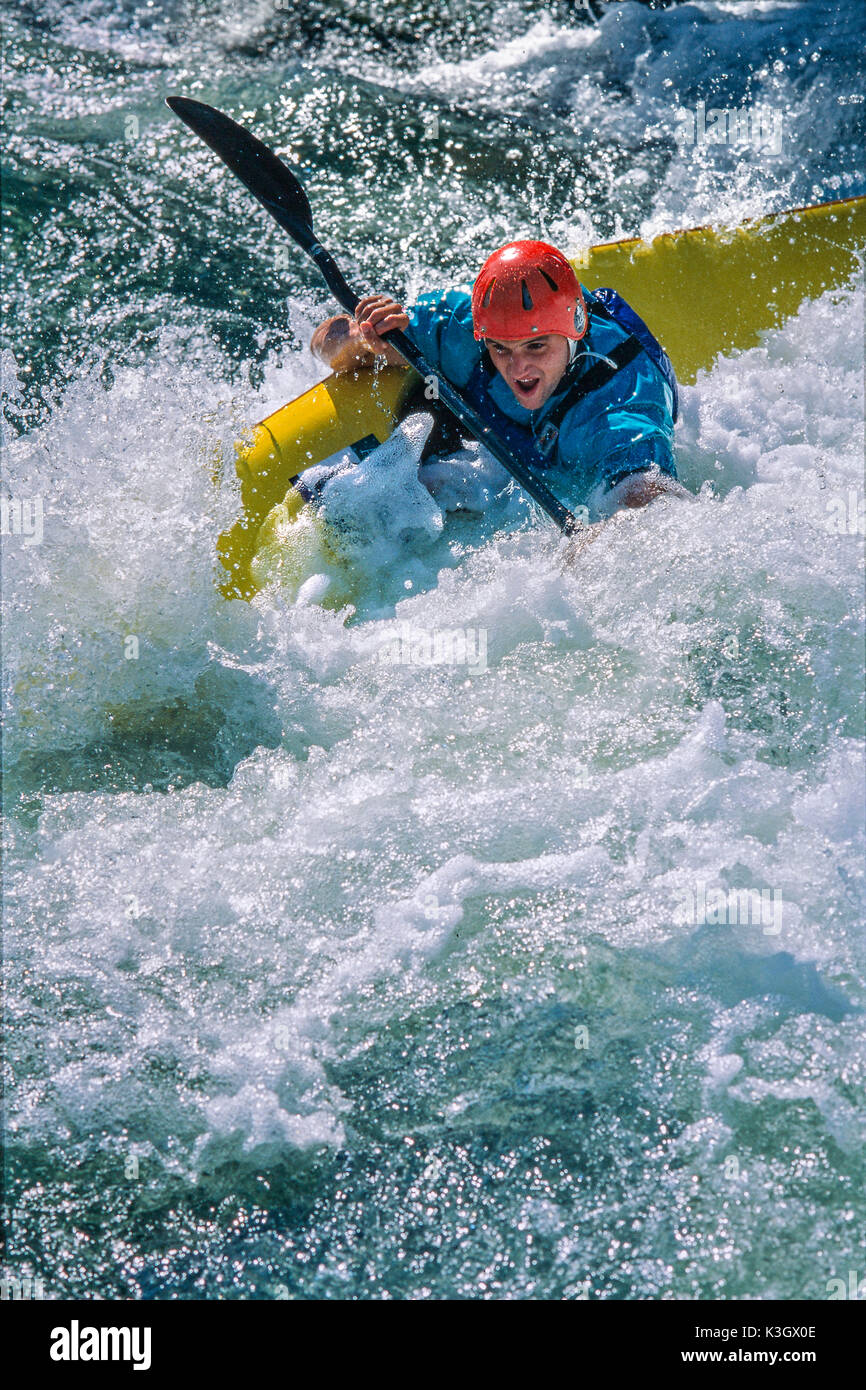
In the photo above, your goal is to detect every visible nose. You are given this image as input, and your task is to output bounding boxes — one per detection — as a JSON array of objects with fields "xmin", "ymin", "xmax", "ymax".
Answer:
[{"xmin": 509, "ymin": 352, "xmax": 534, "ymax": 378}]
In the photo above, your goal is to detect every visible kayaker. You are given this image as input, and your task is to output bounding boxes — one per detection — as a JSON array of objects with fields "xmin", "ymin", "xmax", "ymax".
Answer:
[{"xmin": 310, "ymin": 240, "xmax": 688, "ymax": 513}]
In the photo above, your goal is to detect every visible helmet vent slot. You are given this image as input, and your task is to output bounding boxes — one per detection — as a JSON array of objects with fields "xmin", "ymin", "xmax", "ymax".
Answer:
[
  {"xmin": 520, "ymin": 279, "xmax": 534, "ymax": 310},
  {"xmin": 539, "ymin": 269, "xmax": 559, "ymax": 292},
  {"xmin": 481, "ymin": 279, "xmax": 495, "ymax": 307}
]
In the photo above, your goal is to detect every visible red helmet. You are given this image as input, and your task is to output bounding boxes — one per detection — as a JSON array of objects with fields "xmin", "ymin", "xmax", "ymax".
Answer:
[{"xmin": 471, "ymin": 240, "xmax": 588, "ymax": 342}]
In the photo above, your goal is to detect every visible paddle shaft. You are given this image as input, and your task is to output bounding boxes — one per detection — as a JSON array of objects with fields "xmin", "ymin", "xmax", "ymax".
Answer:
[{"xmin": 166, "ymin": 96, "xmax": 579, "ymax": 534}]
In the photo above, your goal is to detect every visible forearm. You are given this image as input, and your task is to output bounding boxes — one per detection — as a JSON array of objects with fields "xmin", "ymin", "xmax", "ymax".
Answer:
[
  {"xmin": 609, "ymin": 470, "xmax": 692, "ymax": 509},
  {"xmin": 563, "ymin": 468, "xmax": 692, "ymax": 565}
]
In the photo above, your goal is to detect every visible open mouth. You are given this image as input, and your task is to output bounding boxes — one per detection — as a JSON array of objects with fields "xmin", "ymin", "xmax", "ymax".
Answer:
[{"xmin": 513, "ymin": 375, "xmax": 541, "ymax": 399}]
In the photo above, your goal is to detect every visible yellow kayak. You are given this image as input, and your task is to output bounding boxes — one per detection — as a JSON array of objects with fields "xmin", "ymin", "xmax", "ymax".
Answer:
[{"xmin": 218, "ymin": 194, "xmax": 866, "ymax": 600}]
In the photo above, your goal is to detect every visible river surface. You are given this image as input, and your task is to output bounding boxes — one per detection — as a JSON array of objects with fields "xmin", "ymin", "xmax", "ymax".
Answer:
[{"xmin": 2, "ymin": 0, "xmax": 864, "ymax": 1299}]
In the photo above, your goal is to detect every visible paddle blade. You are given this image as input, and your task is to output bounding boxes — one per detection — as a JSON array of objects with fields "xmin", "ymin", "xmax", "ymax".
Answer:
[{"xmin": 166, "ymin": 95, "xmax": 315, "ymax": 243}]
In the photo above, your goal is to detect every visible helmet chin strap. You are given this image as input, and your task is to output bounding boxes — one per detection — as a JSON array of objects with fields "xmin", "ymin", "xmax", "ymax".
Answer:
[{"xmin": 567, "ymin": 339, "xmax": 617, "ymax": 373}]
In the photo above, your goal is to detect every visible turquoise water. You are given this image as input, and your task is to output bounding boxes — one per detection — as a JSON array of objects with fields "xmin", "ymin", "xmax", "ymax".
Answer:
[{"xmin": 2, "ymin": 0, "xmax": 865, "ymax": 1300}]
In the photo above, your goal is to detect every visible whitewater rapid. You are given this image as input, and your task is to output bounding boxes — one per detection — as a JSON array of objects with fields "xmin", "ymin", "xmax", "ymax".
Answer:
[{"xmin": 2, "ymin": 0, "xmax": 864, "ymax": 1300}]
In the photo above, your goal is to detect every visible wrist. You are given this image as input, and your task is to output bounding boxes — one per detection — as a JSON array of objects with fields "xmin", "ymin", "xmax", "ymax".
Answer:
[{"xmin": 332, "ymin": 339, "xmax": 375, "ymax": 372}]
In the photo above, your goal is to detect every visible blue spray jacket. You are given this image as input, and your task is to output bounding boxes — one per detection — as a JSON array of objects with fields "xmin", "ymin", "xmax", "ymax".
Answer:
[{"xmin": 406, "ymin": 285, "xmax": 678, "ymax": 509}]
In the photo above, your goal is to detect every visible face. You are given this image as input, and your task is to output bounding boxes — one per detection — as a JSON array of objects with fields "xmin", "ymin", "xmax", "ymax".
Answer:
[{"xmin": 485, "ymin": 333, "xmax": 570, "ymax": 410}]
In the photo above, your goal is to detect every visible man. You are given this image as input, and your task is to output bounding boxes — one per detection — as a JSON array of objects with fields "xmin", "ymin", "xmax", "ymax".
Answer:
[{"xmin": 311, "ymin": 240, "xmax": 688, "ymax": 515}]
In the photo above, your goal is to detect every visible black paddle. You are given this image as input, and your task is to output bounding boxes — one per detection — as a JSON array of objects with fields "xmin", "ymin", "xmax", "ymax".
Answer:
[{"xmin": 165, "ymin": 96, "xmax": 581, "ymax": 536}]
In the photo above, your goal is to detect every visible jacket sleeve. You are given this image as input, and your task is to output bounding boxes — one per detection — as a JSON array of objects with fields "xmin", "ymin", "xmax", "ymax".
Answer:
[
  {"xmin": 406, "ymin": 288, "xmax": 480, "ymax": 389},
  {"xmin": 558, "ymin": 351, "xmax": 678, "ymax": 491}
]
